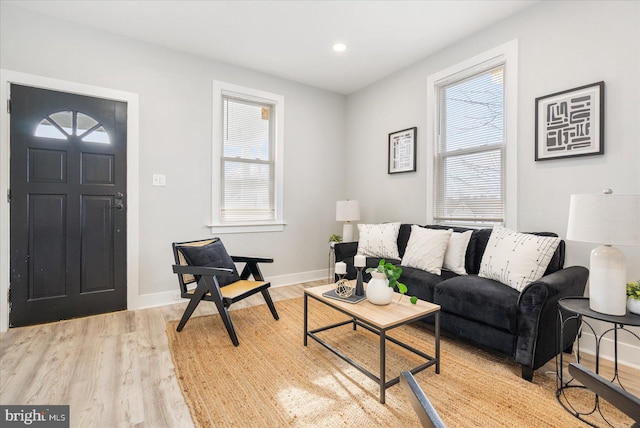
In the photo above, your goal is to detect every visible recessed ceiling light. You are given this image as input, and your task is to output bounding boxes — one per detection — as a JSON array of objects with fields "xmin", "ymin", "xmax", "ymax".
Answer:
[{"xmin": 332, "ymin": 43, "xmax": 347, "ymax": 53}]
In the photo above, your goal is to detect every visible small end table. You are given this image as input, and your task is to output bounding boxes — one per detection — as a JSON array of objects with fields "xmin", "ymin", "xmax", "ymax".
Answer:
[{"xmin": 556, "ymin": 297, "xmax": 640, "ymax": 426}]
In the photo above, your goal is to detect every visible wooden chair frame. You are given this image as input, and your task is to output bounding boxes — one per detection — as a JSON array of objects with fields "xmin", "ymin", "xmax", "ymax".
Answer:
[{"xmin": 172, "ymin": 239, "xmax": 279, "ymax": 346}]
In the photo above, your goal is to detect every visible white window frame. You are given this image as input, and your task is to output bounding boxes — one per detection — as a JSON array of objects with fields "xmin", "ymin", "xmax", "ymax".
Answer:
[
  {"xmin": 210, "ymin": 81, "xmax": 285, "ymax": 234},
  {"xmin": 426, "ymin": 40, "xmax": 518, "ymax": 229}
]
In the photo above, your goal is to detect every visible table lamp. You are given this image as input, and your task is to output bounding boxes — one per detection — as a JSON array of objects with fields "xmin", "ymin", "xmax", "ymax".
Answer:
[
  {"xmin": 336, "ymin": 200, "xmax": 360, "ymax": 242},
  {"xmin": 566, "ymin": 189, "xmax": 640, "ymax": 315}
]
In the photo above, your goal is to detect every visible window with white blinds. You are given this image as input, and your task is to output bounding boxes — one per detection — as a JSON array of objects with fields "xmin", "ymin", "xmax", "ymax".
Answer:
[
  {"xmin": 434, "ymin": 64, "xmax": 506, "ymax": 227},
  {"xmin": 211, "ymin": 81, "xmax": 285, "ymax": 233},
  {"xmin": 222, "ymin": 96, "xmax": 274, "ymax": 222}
]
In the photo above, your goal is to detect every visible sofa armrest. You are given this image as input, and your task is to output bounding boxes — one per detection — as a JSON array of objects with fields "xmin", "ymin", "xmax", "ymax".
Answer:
[
  {"xmin": 531, "ymin": 266, "xmax": 589, "ymax": 301},
  {"xmin": 514, "ymin": 266, "xmax": 589, "ymax": 369},
  {"xmin": 334, "ymin": 242, "xmax": 358, "ymax": 261}
]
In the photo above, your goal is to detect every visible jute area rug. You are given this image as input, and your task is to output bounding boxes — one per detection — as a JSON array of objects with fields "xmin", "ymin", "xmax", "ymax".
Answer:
[{"xmin": 166, "ymin": 297, "xmax": 631, "ymax": 427}]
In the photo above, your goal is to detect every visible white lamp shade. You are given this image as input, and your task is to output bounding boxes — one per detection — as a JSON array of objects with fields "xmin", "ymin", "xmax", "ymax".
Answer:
[
  {"xmin": 336, "ymin": 200, "xmax": 361, "ymax": 222},
  {"xmin": 567, "ymin": 193, "xmax": 640, "ymax": 246}
]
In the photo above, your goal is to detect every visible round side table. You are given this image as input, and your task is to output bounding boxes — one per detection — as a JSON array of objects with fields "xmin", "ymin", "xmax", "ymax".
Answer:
[{"xmin": 556, "ymin": 297, "xmax": 640, "ymax": 427}]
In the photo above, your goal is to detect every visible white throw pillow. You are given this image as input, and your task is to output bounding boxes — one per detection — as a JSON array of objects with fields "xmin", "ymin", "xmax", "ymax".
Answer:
[
  {"xmin": 401, "ymin": 226, "xmax": 453, "ymax": 275},
  {"xmin": 478, "ymin": 226, "xmax": 561, "ymax": 292},
  {"xmin": 443, "ymin": 230, "xmax": 473, "ymax": 275},
  {"xmin": 357, "ymin": 223, "xmax": 401, "ymax": 260}
]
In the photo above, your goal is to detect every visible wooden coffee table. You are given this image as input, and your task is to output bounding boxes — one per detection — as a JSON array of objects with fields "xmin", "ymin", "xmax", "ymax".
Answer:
[{"xmin": 303, "ymin": 283, "xmax": 440, "ymax": 403}]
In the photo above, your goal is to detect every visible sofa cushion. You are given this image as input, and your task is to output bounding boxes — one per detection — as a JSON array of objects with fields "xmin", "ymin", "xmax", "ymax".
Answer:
[
  {"xmin": 479, "ymin": 227, "xmax": 561, "ymax": 292},
  {"xmin": 443, "ymin": 230, "xmax": 473, "ymax": 275},
  {"xmin": 399, "ymin": 266, "xmax": 446, "ymax": 302},
  {"xmin": 467, "ymin": 228, "xmax": 492, "ymax": 274},
  {"xmin": 357, "ymin": 223, "xmax": 401, "ymax": 259},
  {"xmin": 397, "ymin": 223, "xmax": 413, "ymax": 258},
  {"xmin": 434, "ymin": 275, "xmax": 520, "ymax": 334},
  {"xmin": 401, "ymin": 226, "xmax": 452, "ymax": 275}
]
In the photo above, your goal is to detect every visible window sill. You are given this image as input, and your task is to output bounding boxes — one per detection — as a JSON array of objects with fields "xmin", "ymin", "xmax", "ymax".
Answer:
[{"xmin": 208, "ymin": 221, "xmax": 286, "ymax": 234}]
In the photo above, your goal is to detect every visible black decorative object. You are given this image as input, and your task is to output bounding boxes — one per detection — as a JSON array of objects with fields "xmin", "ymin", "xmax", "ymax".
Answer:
[
  {"xmin": 535, "ymin": 81, "xmax": 604, "ymax": 161},
  {"xmin": 355, "ymin": 266, "xmax": 364, "ymax": 296}
]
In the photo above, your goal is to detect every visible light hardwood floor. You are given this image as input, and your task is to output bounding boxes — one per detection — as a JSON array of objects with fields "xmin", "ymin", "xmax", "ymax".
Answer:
[
  {"xmin": 1, "ymin": 280, "xmax": 638, "ymax": 427},
  {"xmin": 0, "ymin": 280, "xmax": 324, "ymax": 427}
]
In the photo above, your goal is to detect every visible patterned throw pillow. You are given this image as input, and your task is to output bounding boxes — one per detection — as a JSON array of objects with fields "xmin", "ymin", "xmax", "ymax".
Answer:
[
  {"xmin": 357, "ymin": 223, "xmax": 402, "ymax": 260},
  {"xmin": 478, "ymin": 227, "xmax": 561, "ymax": 292},
  {"xmin": 443, "ymin": 230, "xmax": 473, "ymax": 275},
  {"xmin": 401, "ymin": 226, "xmax": 453, "ymax": 275}
]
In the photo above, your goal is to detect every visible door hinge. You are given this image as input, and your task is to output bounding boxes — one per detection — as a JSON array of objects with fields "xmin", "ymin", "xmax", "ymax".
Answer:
[
  {"xmin": 6, "ymin": 99, "xmax": 10, "ymax": 114},
  {"xmin": 7, "ymin": 287, "xmax": 10, "ymax": 304},
  {"xmin": 6, "ymin": 189, "xmax": 10, "ymax": 204}
]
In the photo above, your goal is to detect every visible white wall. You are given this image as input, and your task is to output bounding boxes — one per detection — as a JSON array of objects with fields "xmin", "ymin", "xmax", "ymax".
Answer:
[
  {"xmin": 346, "ymin": 0, "xmax": 640, "ymax": 366},
  {"xmin": 0, "ymin": 5, "xmax": 347, "ymax": 307}
]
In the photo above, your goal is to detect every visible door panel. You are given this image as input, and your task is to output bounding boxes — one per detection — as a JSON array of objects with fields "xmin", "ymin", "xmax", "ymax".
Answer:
[
  {"xmin": 10, "ymin": 84, "xmax": 127, "ymax": 326},
  {"xmin": 29, "ymin": 148, "xmax": 67, "ymax": 183},
  {"xmin": 82, "ymin": 153, "xmax": 114, "ymax": 185},
  {"xmin": 29, "ymin": 194, "xmax": 67, "ymax": 299},
  {"xmin": 81, "ymin": 195, "xmax": 115, "ymax": 293}
]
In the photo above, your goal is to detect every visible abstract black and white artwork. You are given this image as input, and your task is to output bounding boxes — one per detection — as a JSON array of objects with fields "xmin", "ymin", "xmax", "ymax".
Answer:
[{"xmin": 535, "ymin": 81, "xmax": 604, "ymax": 161}]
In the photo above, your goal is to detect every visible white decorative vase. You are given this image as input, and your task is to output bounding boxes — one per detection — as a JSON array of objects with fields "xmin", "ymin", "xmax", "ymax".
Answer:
[
  {"xmin": 366, "ymin": 272, "xmax": 394, "ymax": 305},
  {"xmin": 627, "ymin": 298, "xmax": 640, "ymax": 316}
]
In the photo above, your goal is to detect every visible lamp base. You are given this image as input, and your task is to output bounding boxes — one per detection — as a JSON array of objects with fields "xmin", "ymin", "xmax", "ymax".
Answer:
[
  {"xmin": 589, "ymin": 245, "xmax": 626, "ymax": 316},
  {"xmin": 342, "ymin": 223, "xmax": 354, "ymax": 242}
]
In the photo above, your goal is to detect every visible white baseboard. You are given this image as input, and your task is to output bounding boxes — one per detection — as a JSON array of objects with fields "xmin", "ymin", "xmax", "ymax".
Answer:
[
  {"xmin": 269, "ymin": 269, "xmax": 327, "ymax": 288},
  {"xmin": 576, "ymin": 331, "xmax": 640, "ymax": 370},
  {"xmin": 134, "ymin": 269, "xmax": 328, "ymax": 310},
  {"xmin": 134, "ymin": 289, "xmax": 183, "ymax": 310}
]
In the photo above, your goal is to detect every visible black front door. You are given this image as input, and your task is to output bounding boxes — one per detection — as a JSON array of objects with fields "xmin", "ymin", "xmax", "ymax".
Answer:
[{"xmin": 9, "ymin": 84, "xmax": 127, "ymax": 327}]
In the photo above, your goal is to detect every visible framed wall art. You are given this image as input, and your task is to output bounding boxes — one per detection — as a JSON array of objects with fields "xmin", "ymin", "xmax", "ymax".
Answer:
[
  {"xmin": 535, "ymin": 81, "xmax": 604, "ymax": 161},
  {"xmin": 388, "ymin": 127, "xmax": 416, "ymax": 174}
]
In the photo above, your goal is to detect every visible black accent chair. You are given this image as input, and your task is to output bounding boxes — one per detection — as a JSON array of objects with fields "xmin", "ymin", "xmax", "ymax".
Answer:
[
  {"xmin": 400, "ymin": 371, "xmax": 446, "ymax": 428},
  {"xmin": 568, "ymin": 363, "xmax": 640, "ymax": 426},
  {"xmin": 172, "ymin": 238, "xmax": 279, "ymax": 346}
]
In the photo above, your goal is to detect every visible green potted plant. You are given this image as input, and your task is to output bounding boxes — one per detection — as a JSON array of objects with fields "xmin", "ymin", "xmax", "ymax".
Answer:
[
  {"xmin": 366, "ymin": 259, "xmax": 417, "ymax": 305},
  {"xmin": 626, "ymin": 280, "xmax": 640, "ymax": 315},
  {"xmin": 328, "ymin": 234, "xmax": 342, "ymax": 248}
]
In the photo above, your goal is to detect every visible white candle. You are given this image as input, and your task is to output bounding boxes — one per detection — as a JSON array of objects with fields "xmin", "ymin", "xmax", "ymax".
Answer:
[
  {"xmin": 354, "ymin": 254, "xmax": 366, "ymax": 268},
  {"xmin": 335, "ymin": 262, "xmax": 347, "ymax": 275}
]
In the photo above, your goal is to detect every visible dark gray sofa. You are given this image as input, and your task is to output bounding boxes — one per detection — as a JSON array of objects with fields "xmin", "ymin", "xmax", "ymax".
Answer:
[{"xmin": 334, "ymin": 224, "xmax": 589, "ymax": 381}]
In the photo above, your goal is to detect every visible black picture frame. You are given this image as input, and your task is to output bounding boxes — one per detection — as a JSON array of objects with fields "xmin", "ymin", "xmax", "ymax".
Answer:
[
  {"xmin": 535, "ymin": 81, "xmax": 604, "ymax": 161},
  {"xmin": 388, "ymin": 127, "xmax": 417, "ymax": 174}
]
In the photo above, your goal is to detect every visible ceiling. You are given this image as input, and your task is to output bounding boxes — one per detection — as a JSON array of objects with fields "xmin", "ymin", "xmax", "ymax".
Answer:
[{"xmin": 5, "ymin": 0, "xmax": 539, "ymax": 94}]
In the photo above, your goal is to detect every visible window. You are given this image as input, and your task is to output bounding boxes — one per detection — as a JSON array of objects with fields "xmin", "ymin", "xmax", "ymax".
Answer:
[
  {"xmin": 427, "ymin": 40, "xmax": 518, "ymax": 228},
  {"xmin": 210, "ymin": 81, "xmax": 285, "ymax": 233},
  {"xmin": 35, "ymin": 110, "xmax": 110, "ymax": 144}
]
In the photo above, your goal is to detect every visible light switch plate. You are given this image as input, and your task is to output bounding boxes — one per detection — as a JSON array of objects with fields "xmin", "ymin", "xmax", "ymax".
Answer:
[{"xmin": 152, "ymin": 174, "xmax": 166, "ymax": 186}]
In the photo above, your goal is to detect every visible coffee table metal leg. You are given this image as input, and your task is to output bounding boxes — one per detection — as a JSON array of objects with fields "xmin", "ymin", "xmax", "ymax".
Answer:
[
  {"xmin": 380, "ymin": 329, "xmax": 386, "ymax": 404},
  {"xmin": 435, "ymin": 311, "xmax": 440, "ymax": 374},
  {"xmin": 303, "ymin": 294, "xmax": 308, "ymax": 346}
]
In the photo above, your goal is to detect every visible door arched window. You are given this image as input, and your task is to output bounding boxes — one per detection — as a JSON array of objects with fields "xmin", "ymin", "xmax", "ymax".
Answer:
[{"xmin": 35, "ymin": 110, "xmax": 110, "ymax": 144}]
